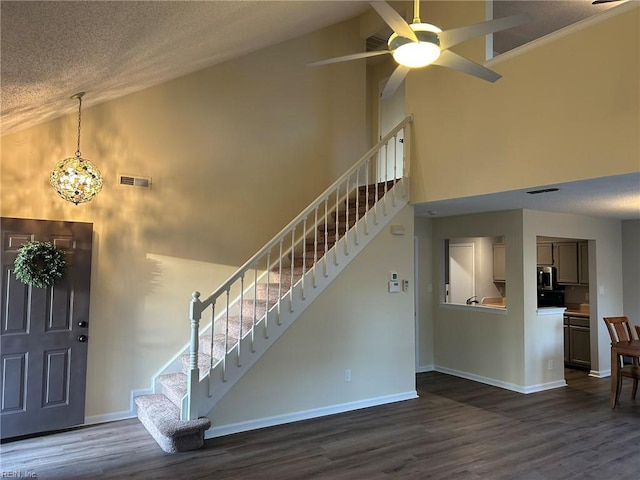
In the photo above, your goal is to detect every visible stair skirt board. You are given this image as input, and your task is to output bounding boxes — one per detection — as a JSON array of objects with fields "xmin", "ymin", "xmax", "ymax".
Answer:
[
  {"xmin": 190, "ymin": 188, "xmax": 409, "ymax": 414},
  {"xmin": 149, "ymin": 182, "xmax": 408, "ymax": 388},
  {"xmin": 138, "ymin": 181, "xmax": 409, "ymax": 451},
  {"xmin": 205, "ymin": 391, "xmax": 418, "ymax": 439}
]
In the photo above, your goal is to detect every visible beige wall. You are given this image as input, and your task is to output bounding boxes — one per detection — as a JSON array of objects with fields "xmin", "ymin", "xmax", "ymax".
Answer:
[
  {"xmin": 408, "ymin": 5, "xmax": 639, "ymax": 203},
  {"xmin": 1, "ymin": 18, "xmax": 370, "ymax": 418},
  {"xmin": 209, "ymin": 205, "xmax": 416, "ymax": 428},
  {"xmin": 429, "ymin": 208, "xmax": 624, "ymax": 390},
  {"xmin": 415, "ymin": 216, "xmax": 435, "ymax": 371},
  {"xmin": 2, "ymin": 0, "xmax": 636, "ymax": 425},
  {"xmin": 431, "ymin": 210, "xmax": 526, "ymax": 388},
  {"xmin": 523, "ymin": 209, "xmax": 624, "ymax": 378},
  {"xmin": 622, "ymin": 220, "xmax": 640, "ymax": 327}
]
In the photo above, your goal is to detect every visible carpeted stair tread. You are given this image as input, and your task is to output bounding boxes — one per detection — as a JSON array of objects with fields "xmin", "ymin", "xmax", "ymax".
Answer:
[
  {"xmin": 358, "ymin": 180, "xmax": 395, "ymax": 194},
  {"xmin": 213, "ymin": 315, "xmax": 256, "ymax": 340},
  {"xmin": 180, "ymin": 352, "xmax": 213, "ymax": 378},
  {"xmin": 270, "ymin": 268, "xmax": 305, "ymax": 286},
  {"xmin": 239, "ymin": 299, "xmax": 267, "ymax": 319},
  {"xmin": 255, "ymin": 283, "xmax": 284, "ymax": 302},
  {"xmin": 135, "ymin": 394, "xmax": 210, "ymax": 453},
  {"xmin": 158, "ymin": 373, "xmax": 187, "ymax": 408},
  {"xmin": 200, "ymin": 333, "xmax": 239, "ymax": 359}
]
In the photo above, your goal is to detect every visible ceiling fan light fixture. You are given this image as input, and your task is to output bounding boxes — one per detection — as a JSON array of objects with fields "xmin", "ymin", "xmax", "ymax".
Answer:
[{"xmin": 389, "ymin": 23, "xmax": 442, "ymax": 68}]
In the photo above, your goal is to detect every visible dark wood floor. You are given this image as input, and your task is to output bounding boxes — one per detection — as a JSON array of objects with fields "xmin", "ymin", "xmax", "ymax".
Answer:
[{"xmin": 2, "ymin": 370, "xmax": 639, "ymax": 479}]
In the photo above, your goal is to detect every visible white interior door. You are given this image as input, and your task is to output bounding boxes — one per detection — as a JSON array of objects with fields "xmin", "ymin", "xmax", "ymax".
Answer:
[
  {"xmin": 378, "ymin": 79, "xmax": 405, "ymax": 182},
  {"xmin": 449, "ymin": 243, "xmax": 475, "ymax": 304}
]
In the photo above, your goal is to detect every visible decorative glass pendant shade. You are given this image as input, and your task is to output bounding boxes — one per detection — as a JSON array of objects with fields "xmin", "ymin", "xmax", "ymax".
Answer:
[{"xmin": 50, "ymin": 92, "xmax": 103, "ymax": 205}]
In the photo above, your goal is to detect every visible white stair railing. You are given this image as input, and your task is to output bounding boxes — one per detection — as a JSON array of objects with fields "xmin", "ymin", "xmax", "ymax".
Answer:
[{"xmin": 184, "ymin": 115, "xmax": 413, "ymax": 420}]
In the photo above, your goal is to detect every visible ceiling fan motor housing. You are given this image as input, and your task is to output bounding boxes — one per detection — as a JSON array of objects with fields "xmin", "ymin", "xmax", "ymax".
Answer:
[{"xmin": 388, "ymin": 23, "xmax": 442, "ymax": 68}]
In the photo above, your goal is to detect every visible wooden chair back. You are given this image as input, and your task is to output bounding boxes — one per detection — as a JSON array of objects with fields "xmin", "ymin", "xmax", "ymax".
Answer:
[{"xmin": 603, "ymin": 316, "xmax": 634, "ymax": 343}]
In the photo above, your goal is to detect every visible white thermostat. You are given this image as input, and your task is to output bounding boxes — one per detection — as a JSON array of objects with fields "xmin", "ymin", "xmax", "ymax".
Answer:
[{"xmin": 388, "ymin": 280, "xmax": 401, "ymax": 293}]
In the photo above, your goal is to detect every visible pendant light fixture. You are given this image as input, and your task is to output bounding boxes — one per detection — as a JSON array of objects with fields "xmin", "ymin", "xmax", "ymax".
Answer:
[{"xmin": 50, "ymin": 92, "xmax": 103, "ymax": 205}]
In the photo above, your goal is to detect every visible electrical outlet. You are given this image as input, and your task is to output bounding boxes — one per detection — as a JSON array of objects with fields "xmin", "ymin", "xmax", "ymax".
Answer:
[
  {"xmin": 345, "ymin": 369, "xmax": 351, "ymax": 382},
  {"xmin": 547, "ymin": 359, "xmax": 553, "ymax": 370}
]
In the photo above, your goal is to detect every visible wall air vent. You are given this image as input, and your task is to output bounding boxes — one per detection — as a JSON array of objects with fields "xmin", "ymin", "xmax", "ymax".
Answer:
[
  {"xmin": 526, "ymin": 188, "xmax": 559, "ymax": 195},
  {"xmin": 366, "ymin": 34, "xmax": 388, "ymax": 52},
  {"xmin": 119, "ymin": 175, "xmax": 152, "ymax": 189}
]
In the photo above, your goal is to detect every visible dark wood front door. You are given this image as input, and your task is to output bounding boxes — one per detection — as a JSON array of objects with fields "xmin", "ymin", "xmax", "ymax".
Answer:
[{"xmin": 1, "ymin": 218, "xmax": 93, "ymax": 439}]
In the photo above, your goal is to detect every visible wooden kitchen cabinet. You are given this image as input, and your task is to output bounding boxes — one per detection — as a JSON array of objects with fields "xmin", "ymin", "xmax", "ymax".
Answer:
[
  {"xmin": 537, "ymin": 243, "xmax": 553, "ymax": 265},
  {"xmin": 578, "ymin": 242, "xmax": 589, "ymax": 284},
  {"xmin": 565, "ymin": 315, "xmax": 591, "ymax": 369},
  {"xmin": 493, "ymin": 244, "xmax": 506, "ymax": 282},
  {"xmin": 556, "ymin": 242, "xmax": 578, "ymax": 284},
  {"xmin": 563, "ymin": 320, "xmax": 570, "ymax": 364}
]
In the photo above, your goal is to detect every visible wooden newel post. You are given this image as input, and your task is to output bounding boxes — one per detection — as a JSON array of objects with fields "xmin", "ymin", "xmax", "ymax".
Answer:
[{"xmin": 185, "ymin": 291, "xmax": 202, "ymax": 421}]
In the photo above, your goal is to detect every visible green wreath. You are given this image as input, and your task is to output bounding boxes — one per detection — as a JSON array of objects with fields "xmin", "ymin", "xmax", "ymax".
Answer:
[{"xmin": 14, "ymin": 241, "xmax": 66, "ymax": 288}]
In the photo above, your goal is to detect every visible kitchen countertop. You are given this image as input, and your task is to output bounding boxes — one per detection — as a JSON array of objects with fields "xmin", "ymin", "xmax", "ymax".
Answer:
[
  {"xmin": 564, "ymin": 303, "xmax": 590, "ymax": 317},
  {"xmin": 564, "ymin": 310, "xmax": 589, "ymax": 317},
  {"xmin": 481, "ymin": 297, "xmax": 506, "ymax": 308}
]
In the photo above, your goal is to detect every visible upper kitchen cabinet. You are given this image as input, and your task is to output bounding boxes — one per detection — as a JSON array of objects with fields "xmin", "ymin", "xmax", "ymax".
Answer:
[
  {"xmin": 536, "ymin": 238, "xmax": 589, "ymax": 285},
  {"xmin": 578, "ymin": 242, "xmax": 589, "ymax": 285},
  {"xmin": 493, "ymin": 243, "xmax": 506, "ymax": 282},
  {"xmin": 537, "ymin": 243, "xmax": 553, "ymax": 265},
  {"xmin": 556, "ymin": 242, "xmax": 579, "ymax": 284}
]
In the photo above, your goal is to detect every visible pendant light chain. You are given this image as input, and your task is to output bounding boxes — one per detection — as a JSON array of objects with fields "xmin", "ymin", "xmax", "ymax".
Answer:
[{"xmin": 75, "ymin": 94, "xmax": 83, "ymax": 158}]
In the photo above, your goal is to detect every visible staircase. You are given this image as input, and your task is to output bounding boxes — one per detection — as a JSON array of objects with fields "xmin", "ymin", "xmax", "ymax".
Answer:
[{"xmin": 135, "ymin": 115, "xmax": 413, "ymax": 453}]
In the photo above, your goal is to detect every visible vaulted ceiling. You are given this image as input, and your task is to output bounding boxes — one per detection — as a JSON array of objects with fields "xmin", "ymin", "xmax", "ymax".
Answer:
[
  {"xmin": 1, "ymin": 1, "xmax": 620, "ymax": 136},
  {"xmin": 2, "ymin": 1, "xmax": 636, "ymax": 219}
]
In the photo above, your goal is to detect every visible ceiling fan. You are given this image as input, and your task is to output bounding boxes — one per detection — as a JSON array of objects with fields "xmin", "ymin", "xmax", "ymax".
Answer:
[
  {"xmin": 309, "ymin": 0, "xmax": 531, "ymax": 99},
  {"xmin": 592, "ymin": 0, "xmax": 625, "ymax": 4}
]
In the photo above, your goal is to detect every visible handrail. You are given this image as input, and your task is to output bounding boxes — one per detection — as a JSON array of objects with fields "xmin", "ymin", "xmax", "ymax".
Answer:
[
  {"xmin": 183, "ymin": 114, "xmax": 413, "ymax": 420},
  {"xmin": 192, "ymin": 114, "xmax": 414, "ymax": 315}
]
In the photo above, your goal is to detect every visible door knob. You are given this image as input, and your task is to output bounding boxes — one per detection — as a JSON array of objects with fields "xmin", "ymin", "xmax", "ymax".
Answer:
[
  {"xmin": 78, "ymin": 321, "xmax": 88, "ymax": 328},
  {"xmin": 78, "ymin": 335, "xmax": 87, "ymax": 343}
]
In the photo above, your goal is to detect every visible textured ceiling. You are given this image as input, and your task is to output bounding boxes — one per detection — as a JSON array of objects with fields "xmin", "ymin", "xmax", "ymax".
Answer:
[
  {"xmin": 0, "ymin": 0, "xmax": 371, "ymax": 135},
  {"xmin": 414, "ymin": 173, "xmax": 640, "ymax": 220},
  {"xmin": 1, "ymin": 1, "xmax": 621, "ymax": 136}
]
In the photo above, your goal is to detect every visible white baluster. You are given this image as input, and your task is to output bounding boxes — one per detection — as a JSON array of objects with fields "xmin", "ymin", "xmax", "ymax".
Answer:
[
  {"xmin": 278, "ymin": 239, "xmax": 283, "ymax": 325},
  {"xmin": 290, "ymin": 228, "xmax": 295, "ymax": 312},
  {"xmin": 265, "ymin": 251, "xmax": 271, "ymax": 338},
  {"xmin": 301, "ymin": 217, "xmax": 307, "ymax": 300}
]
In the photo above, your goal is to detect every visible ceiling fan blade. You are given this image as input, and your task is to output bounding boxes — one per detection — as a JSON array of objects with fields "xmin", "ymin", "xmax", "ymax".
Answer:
[
  {"xmin": 592, "ymin": 0, "xmax": 623, "ymax": 4},
  {"xmin": 432, "ymin": 50, "xmax": 501, "ymax": 83},
  {"xmin": 381, "ymin": 65, "xmax": 411, "ymax": 99},
  {"xmin": 369, "ymin": 1, "xmax": 418, "ymax": 42},
  {"xmin": 307, "ymin": 50, "xmax": 390, "ymax": 67},
  {"xmin": 438, "ymin": 13, "xmax": 531, "ymax": 51}
]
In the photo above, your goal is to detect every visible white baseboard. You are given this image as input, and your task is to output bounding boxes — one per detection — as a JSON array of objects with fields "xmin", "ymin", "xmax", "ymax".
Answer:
[
  {"xmin": 589, "ymin": 369, "xmax": 610, "ymax": 378},
  {"xmin": 416, "ymin": 364, "xmax": 434, "ymax": 373},
  {"xmin": 205, "ymin": 391, "xmax": 418, "ymax": 439},
  {"xmin": 84, "ymin": 410, "xmax": 135, "ymax": 425},
  {"xmin": 83, "ymin": 387, "xmax": 153, "ymax": 426},
  {"xmin": 434, "ymin": 366, "xmax": 566, "ymax": 394},
  {"xmin": 130, "ymin": 387, "xmax": 154, "ymax": 413},
  {"xmin": 521, "ymin": 380, "xmax": 567, "ymax": 394}
]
